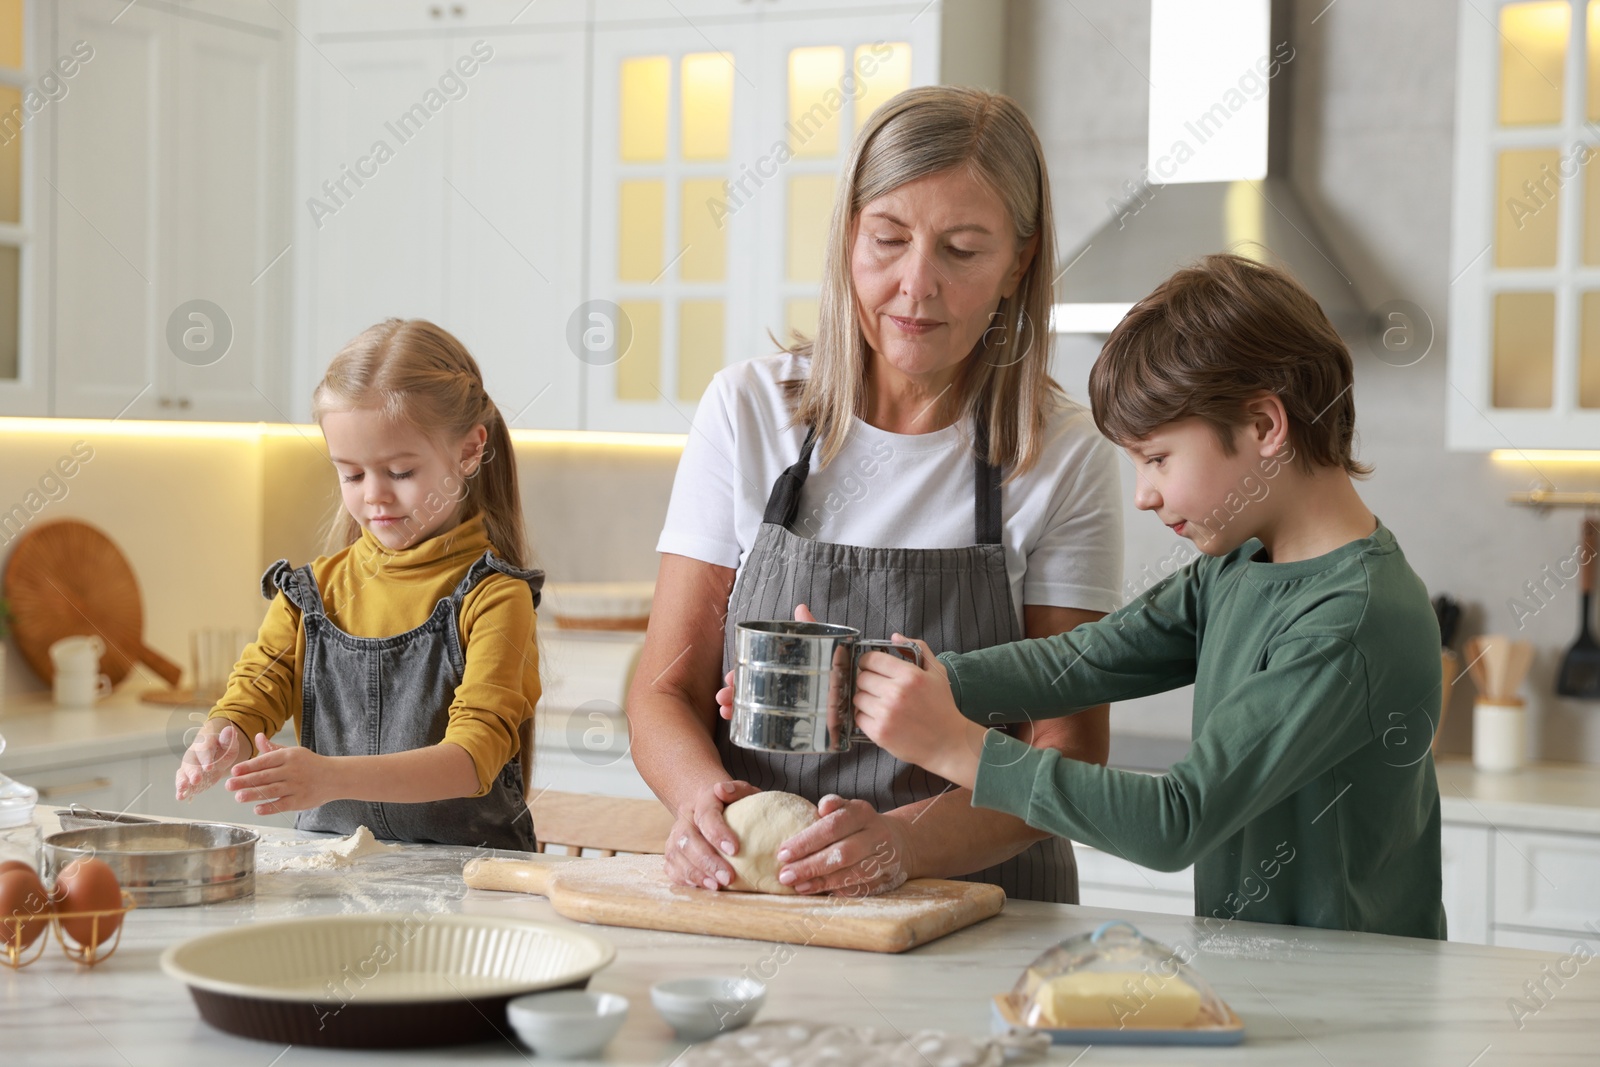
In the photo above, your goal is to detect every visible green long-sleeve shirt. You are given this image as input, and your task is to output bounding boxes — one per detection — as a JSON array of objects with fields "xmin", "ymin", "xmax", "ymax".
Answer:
[{"xmin": 941, "ymin": 522, "xmax": 1446, "ymax": 939}]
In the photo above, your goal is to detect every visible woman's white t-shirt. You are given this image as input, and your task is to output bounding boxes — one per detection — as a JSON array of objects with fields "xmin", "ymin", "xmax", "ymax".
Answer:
[{"xmin": 656, "ymin": 352, "xmax": 1125, "ymax": 627}]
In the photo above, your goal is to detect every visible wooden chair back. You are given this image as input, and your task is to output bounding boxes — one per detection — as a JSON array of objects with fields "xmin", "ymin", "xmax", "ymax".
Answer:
[{"xmin": 529, "ymin": 789, "xmax": 675, "ymax": 857}]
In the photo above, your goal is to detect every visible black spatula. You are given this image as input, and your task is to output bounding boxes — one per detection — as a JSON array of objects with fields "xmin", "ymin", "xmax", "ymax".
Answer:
[{"xmin": 1557, "ymin": 517, "xmax": 1600, "ymax": 699}]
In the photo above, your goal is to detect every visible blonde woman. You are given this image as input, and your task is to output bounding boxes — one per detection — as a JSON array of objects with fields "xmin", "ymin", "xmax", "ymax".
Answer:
[{"xmin": 627, "ymin": 88, "xmax": 1122, "ymax": 901}]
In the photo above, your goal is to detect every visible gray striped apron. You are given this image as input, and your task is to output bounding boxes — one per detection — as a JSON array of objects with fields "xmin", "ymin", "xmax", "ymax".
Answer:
[
  {"xmin": 263, "ymin": 551, "xmax": 540, "ymax": 851},
  {"xmin": 717, "ymin": 426, "xmax": 1079, "ymax": 903}
]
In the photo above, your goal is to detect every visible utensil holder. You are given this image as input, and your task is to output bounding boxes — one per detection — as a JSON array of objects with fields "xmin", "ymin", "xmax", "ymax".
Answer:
[{"xmin": 1472, "ymin": 698, "xmax": 1527, "ymax": 772}]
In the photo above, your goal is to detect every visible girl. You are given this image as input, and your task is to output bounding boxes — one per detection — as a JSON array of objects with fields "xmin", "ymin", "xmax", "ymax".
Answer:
[{"xmin": 175, "ymin": 319, "xmax": 542, "ymax": 851}]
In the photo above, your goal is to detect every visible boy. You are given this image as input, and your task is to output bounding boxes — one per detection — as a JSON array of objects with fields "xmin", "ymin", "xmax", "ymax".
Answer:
[{"xmin": 853, "ymin": 253, "xmax": 1445, "ymax": 939}]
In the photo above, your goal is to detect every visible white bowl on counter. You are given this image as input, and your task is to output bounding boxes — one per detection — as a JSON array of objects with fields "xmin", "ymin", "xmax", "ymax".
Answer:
[
  {"xmin": 507, "ymin": 989, "xmax": 629, "ymax": 1057},
  {"xmin": 650, "ymin": 976, "xmax": 766, "ymax": 1041}
]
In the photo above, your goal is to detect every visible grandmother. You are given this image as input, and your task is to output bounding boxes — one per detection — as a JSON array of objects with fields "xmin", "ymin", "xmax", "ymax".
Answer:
[{"xmin": 625, "ymin": 86, "xmax": 1123, "ymax": 902}]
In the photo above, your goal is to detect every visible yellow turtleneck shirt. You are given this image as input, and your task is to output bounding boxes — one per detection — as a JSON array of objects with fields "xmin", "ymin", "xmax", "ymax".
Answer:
[{"xmin": 207, "ymin": 512, "xmax": 540, "ymax": 797}]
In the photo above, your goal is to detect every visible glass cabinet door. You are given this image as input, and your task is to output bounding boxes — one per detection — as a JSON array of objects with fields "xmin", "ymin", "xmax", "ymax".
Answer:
[
  {"xmin": 755, "ymin": 20, "xmax": 917, "ymax": 358},
  {"xmin": 587, "ymin": 25, "xmax": 757, "ymax": 433},
  {"xmin": 1458, "ymin": 0, "xmax": 1600, "ymax": 444}
]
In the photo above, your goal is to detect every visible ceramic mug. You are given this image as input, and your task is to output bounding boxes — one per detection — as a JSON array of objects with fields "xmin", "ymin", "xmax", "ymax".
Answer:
[
  {"xmin": 53, "ymin": 667, "xmax": 113, "ymax": 708},
  {"xmin": 49, "ymin": 635, "xmax": 104, "ymax": 675},
  {"xmin": 729, "ymin": 620, "xmax": 921, "ymax": 754},
  {"xmin": 49, "ymin": 636, "xmax": 111, "ymax": 707}
]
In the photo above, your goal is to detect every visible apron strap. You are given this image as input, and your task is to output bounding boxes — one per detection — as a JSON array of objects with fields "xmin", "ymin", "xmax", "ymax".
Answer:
[
  {"xmin": 762, "ymin": 421, "xmax": 1003, "ymax": 544},
  {"xmin": 761, "ymin": 425, "xmax": 819, "ymax": 528},
  {"xmin": 973, "ymin": 420, "xmax": 1003, "ymax": 546}
]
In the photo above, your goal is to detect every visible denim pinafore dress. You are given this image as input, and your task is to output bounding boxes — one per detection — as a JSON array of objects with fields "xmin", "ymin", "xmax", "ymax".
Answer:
[{"xmin": 261, "ymin": 551, "xmax": 541, "ymax": 851}]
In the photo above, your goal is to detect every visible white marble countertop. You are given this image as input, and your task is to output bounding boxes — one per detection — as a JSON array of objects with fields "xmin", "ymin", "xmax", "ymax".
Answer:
[
  {"xmin": 0, "ymin": 685, "xmax": 202, "ymax": 770},
  {"xmin": 3, "ymin": 814, "xmax": 1599, "ymax": 1065},
  {"xmin": 1436, "ymin": 759, "xmax": 1600, "ymax": 834}
]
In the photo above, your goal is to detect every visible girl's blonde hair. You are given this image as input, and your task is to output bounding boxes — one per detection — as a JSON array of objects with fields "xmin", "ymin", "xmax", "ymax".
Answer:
[
  {"xmin": 312, "ymin": 318, "xmax": 531, "ymax": 569},
  {"xmin": 787, "ymin": 85, "xmax": 1061, "ymax": 478}
]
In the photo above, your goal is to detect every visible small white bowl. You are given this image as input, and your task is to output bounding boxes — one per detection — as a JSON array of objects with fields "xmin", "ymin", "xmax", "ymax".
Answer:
[
  {"xmin": 650, "ymin": 976, "xmax": 766, "ymax": 1041},
  {"xmin": 507, "ymin": 990, "xmax": 628, "ymax": 1058}
]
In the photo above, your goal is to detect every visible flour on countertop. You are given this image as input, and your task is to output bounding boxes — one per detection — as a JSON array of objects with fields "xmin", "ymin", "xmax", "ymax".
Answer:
[
  {"xmin": 1196, "ymin": 932, "xmax": 1318, "ymax": 959},
  {"xmin": 258, "ymin": 826, "xmax": 399, "ymax": 871}
]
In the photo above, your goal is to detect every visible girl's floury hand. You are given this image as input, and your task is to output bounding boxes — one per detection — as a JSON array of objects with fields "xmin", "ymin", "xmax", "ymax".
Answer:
[
  {"xmin": 225, "ymin": 733, "xmax": 335, "ymax": 815},
  {"xmin": 852, "ymin": 634, "xmax": 986, "ymax": 790},
  {"xmin": 174, "ymin": 722, "xmax": 247, "ymax": 801}
]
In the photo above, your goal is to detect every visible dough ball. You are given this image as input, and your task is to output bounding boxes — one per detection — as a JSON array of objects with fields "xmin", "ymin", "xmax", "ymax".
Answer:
[{"xmin": 723, "ymin": 791, "xmax": 819, "ymax": 894}]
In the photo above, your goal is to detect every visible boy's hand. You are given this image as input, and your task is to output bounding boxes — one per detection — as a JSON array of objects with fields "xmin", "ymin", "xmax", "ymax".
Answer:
[
  {"xmin": 226, "ymin": 734, "xmax": 335, "ymax": 815},
  {"xmin": 853, "ymin": 634, "xmax": 986, "ymax": 790},
  {"xmin": 175, "ymin": 721, "xmax": 248, "ymax": 800},
  {"xmin": 773, "ymin": 794, "xmax": 911, "ymax": 896}
]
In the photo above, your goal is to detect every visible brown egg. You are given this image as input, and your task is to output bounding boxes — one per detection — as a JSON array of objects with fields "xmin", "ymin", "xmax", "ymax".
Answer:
[
  {"xmin": 53, "ymin": 858, "xmax": 123, "ymax": 947},
  {"xmin": 0, "ymin": 860, "xmax": 36, "ymax": 878},
  {"xmin": 0, "ymin": 867, "xmax": 53, "ymax": 951}
]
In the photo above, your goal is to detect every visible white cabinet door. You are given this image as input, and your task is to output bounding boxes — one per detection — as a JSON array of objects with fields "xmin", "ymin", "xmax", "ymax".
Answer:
[
  {"xmin": 52, "ymin": 0, "xmax": 167, "ymax": 419},
  {"xmin": 1073, "ymin": 842, "xmax": 1194, "ymax": 915},
  {"xmin": 27, "ymin": 755, "xmax": 150, "ymax": 813},
  {"xmin": 1494, "ymin": 828, "xmax": 1600, "ymax": 935},
  {"xmin": 297, "ymin": 38, "xmax": 448, "ymax": 405},
  {"xmin": 164, "ymin": 12, "xmax": 293, "ymax": 421},
  {"xmin": 445, "ymin": 30, "xmax": 586, "ymax": 430},
  {"xmin": 53, "ymin": 0, "xmax": 291, "ymax": 420},
  {"xmin": 1441, "ymin": 822, "xmax": 1492, "ymax": 944}
]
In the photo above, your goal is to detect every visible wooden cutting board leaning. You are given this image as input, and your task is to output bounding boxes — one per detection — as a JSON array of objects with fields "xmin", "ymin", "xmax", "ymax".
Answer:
[
  {"xmin": 3, "ymin": 519, "xmax": 183, "ymax": 687},
  {"xmin": 462, "ymin": 854, "xmax": 1005, "ymax": 954}
]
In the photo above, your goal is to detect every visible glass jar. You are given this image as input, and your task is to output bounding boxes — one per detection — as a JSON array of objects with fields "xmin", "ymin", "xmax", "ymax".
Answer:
[{"xmin": 0, "ymin": 772, "xmax": 41, "ymax": 870}]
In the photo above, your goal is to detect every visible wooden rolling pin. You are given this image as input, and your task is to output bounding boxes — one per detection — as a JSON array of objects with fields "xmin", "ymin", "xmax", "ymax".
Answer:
[{"xmin": 463, "ymin": 856, "xmax": 564, "ymax": 895}]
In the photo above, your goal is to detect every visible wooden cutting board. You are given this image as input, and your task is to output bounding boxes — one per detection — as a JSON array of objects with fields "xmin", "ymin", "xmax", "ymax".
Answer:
[
  {"xmin": 463, "ymin": 854, "xmax": 1005, "ymax": 954},
  {"xmin": 3, "ymin": 519, "xmax": 183, "ymax": 686}
]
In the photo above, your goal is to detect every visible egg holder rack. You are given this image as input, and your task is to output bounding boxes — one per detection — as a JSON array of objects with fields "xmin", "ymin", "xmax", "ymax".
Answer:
[{"xmin": 1, "ymin": 890, "xmax": 137, "ymax": 969}]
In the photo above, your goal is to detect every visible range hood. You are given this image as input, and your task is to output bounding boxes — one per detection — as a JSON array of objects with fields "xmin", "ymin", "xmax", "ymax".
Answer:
[{"xmin": 1052, "ymin": 0, "xmax": 1368, "ymax": 338}]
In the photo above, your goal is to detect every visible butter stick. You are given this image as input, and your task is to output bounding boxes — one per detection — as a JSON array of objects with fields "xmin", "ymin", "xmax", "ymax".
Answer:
[{"xmin": 1031, "ymin": 970, "xmax": 1201, "ymax": 1029}]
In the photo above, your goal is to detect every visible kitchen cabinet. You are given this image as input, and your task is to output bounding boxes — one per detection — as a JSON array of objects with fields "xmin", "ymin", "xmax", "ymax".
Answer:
[
  {"xmin": 1073, "ymin": 841, "xmax": 1194, "ymax": 915},
  {"xmin": 1437, "ymin": 817, "xmax": 1600, "ymax": 946},
  {"xmin": 51, "ymin": 0, "xmax": 293, "ymax": 421},
  {"xmin": 0, "ymin": 0, "xmax": 49, "ymax": 415},
  {"xmin": 291, "ymin": 2, "xmax": 588, "ymax": 428},
  {"xmin": 5, "ymin": 747, "xmax": 288, "ymax": 829},
  {"xmin": 1441, "ymin": 821, "xmax": 1493, "ymax": 944},
  {"xmin": 1448, "ymin": 0, "xmax": 1600, "ymax": 449},
  {"xmin": 1493, "ymin": 826, "xmax": 1600, "ymax": 935},
  {"xmin": 21, "ymin": 753, "xmax": 149, "ymax": 814},
  {"xmin": 584, "ymin": 0, "xmax": 1000, "ymax": 431}
]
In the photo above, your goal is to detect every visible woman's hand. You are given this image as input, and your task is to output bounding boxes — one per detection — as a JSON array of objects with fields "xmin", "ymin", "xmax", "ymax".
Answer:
[
  {"xmin": 716, "ymin": 602, "xmax": 818, "ymax": 720},
  {"xmin": 225, "ymin": 734, "xmax": 337, "ymax": 815},
  {"xmin": 664, "ymin": 779, "xmax": 761, "ymax": 890},
  {"xmin": 776, "ymin": 795, "xmax": 912, "ymax": 896},
  {"xmin": 853, "ymin": 634, "xmax": 986, "ymax": 789},
  {"xmin": 174, "ymin": 721, "xmax": 248, "ymax": 801}
]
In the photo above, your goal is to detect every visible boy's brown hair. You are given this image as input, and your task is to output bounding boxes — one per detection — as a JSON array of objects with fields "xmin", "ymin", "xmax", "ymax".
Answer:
[{"xmin": 1088, "ymin": 252, "xmax": 1371, "ymax": 477}]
